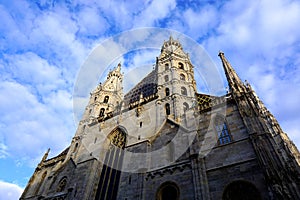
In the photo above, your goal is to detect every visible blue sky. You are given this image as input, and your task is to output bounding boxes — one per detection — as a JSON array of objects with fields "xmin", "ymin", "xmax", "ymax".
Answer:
[{"xmin": 0, "ymin": 0, "xmax": 300, "ymax": 199}]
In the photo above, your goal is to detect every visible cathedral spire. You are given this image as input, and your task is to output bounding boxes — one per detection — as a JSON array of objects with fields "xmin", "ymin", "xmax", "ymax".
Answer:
[{"xmin": 218, "ymin": 52, "xmax": 245, "ymax": 94}]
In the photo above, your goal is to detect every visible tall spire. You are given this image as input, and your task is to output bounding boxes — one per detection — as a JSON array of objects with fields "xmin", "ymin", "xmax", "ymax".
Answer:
[{"xmin": 218, "ymin": 52, "xmax": 245, "ymax": 94}]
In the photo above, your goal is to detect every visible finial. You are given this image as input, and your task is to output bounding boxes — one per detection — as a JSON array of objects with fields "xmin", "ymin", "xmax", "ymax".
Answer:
[
  {"xmin": 40, "ymin": 148, "xmax": 50, "ymax": 165},
  {"xmin": 116, "ymin": 62, "xmax": 121, "ymax": 72},
  {"xmin": 218, "ymin": 51, "xmax": 224, "ymax": 57}
]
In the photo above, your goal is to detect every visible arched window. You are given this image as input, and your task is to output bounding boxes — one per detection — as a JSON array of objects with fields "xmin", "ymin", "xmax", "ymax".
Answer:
[
  {"xmin": 181, "ymin": 87, "xmax": 187, "ymax": 96},
  {"xmin": 99, "ymin": 108, "xmax": 105, "ymax": 117},
  {"xmin": 94, "ymin": 96, "xmax": 97, "ymax": 101},
  {"xmin": 183, "ymin": 102, "xmax": 189, "ymax": 112},
  {"xmin": 95, "ymin": 128, "xmax": 126, "ymax": 200},
  {"xmin": 180, "ymin": 74, "xmax": 185, "ymax": 81},
  {"xmin": 215, "ymin": 116, "xmax": 232, "ymax": 145},
  {"xmin": 56, "ymin": 177, "xmax": 67, "ymax": 192},
  {"xmin": 164, "ymin": 75, "xmax": 169, "ymax": 82},
  {"xmin": 165, "ymin": 63, "xmax": 169, "ymax": 70},
  {"xmin": 223, "ymin": 180, "xmax": 261, "ymax": 200},
  {"xmin": 165, "ymin": 103, "xmax": 170, "ymax": 115},
  {"xmin": 103, "ymin": 96, "xmax": 109, "ymax": 103},
  {"xmin": 165, "ymin": 88, "xmax": 170, "ymax": 96},
  {"xmin": 157, "ymin": 182, "xmax": 180, "ymax": 200},
  {"xmin": 178, "ymin": 62, "xmax": 184, "ymax": 70}
]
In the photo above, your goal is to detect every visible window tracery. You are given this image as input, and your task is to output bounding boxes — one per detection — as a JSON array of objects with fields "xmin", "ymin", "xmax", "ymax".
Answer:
[
  {"xmin": 95, "ymin": 128, "xmax": 126, "ymax": 200},
  {"xmin": 56, "ymin": 177, "xmax": 67, "ymax": 192},
  {"xmin": 214, "ymin": 116, "xmax": 232, "ymax": 145}
]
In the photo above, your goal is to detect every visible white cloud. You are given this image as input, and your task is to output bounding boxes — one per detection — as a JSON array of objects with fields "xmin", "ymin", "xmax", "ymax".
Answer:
[
  {"xmin": 0, "ymin": 180, "xmax": 23, "ymax": 200},
  {"xmin": 133, "ymin": 0, "xmax": 177, "ymax": 26},
  {"xmin": 75, "ymin": 6, "xmax": 109, "ymax": 36},
  {"xmin": 182, "ymin": 5, "xmax": 218, "ymax": 39},
  {"xmin": 5, "ymin": 52, "xmax": 64, "ymax": 87},
  {"xmin": 0, "ymin": 80, "xmax": 74, "ymax": 163}
]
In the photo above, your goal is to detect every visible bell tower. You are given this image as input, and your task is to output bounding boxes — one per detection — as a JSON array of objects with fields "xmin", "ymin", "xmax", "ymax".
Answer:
[
  {"xmin": 82, "ymin": 63, "xmax": 123, "ymax": 122},
  {"xmin": 156, "ymin": 36, "xmax": 197, "ymax": 121}
]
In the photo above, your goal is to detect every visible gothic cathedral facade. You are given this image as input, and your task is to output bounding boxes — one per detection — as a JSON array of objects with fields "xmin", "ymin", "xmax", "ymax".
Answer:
[{"xmin": 21, "ymin": 37, "xmax": 300, "ymax": 200}]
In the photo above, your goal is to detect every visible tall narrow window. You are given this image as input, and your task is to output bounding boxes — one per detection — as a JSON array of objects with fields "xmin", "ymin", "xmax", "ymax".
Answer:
[
  {"xmin": 178, "ymin": 62, "xmax": 184, "ymax": 69},
  {"xmin": 164, "ymin": 75, "xmax": 169, "ymax": 82},
  {"xmin": 165, "ymin": 63, "xmax": 169, "ymax": 70},
  {"xmin": 95, "ymin": 128, "xmax": 126, "ymax": 200},
  {"xmin": 183, "ymin": 102, "xmax": 189, "ymax": 112},
  {"xmin": 215, "ymin": 116, "xmax": 232, "ymax": 145},
  {"xmin": 181, "ymin": 87, "xmax": 187, "ymax": 96},
  {"xmin": 180, "ymin": 74, "xmax": 186, "ymax": 81},
  {"xmin": 165, "ymin": 88, "xmax": 170, "ymax": 96},
  {"xmin": 165, "ymin": 103, "xmax": 170, "ymax": 115},
  {"xmin": 56, "ymin": 177, "xmax": 67, "ymax": 192},
  {"xmin": 99, "ymin": 108, "xmax": 105, "ymax": 117},
  {"xmin": 103, "ymin": 96, "xmax": 109, "ymax": 103}
]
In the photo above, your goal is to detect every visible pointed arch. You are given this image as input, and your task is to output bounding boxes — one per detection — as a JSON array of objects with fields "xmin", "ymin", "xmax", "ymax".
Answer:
[
  {"xmin": 214, "ymin": 115, "xmax": 232, "ymax": 145},
  {"xmin": 165, "ymin": 63, "xmax": 169, "ymax": 70},
  {"xmin": 180, "ymin": 73, "xmax": 186, "ymax": 81},
  {"xmin": 164, "ymin": 75, "xmax": 169, "ymax": 82},
  {"xmin": 99, "ymin": 108, "xmax": 105, "ymax": 117},
  {"xmin": 156, "ymin": 181, "xmax": 180, "ymax": 200},
  {"xmin": 178, "ymin": 62, "xmax": 184, "ymax": 70},
  {"xmin": 103, "ymin": 96, "xmax": 109, "ymax": 103},
  {"xmin": 165, "ymin": 88, "xmax": 170, "ymax": 96},
  {"xmin": 183, "ymin": 102, "xmax": 189, "ymax": 112},
  {"xmin": 181, "ymin": 87, "xmax": 187, "ymax": 96},
  {"xmin": 56, "ymin": 177, "xmax": 67, "ymax": 192},
  {"xmin": 165, "ymin": 103, "xmax": 170, "ymax": 115},
  {"xmin": 223, "ymin": 180, "xmax": 261, "ymax": 200},
  {"xmin": 95, "ymin": 127, "xmax": 127, "ymax": 200}
]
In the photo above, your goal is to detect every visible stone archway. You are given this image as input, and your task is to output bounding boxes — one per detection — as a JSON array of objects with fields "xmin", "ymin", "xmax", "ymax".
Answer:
[
  {"xmin": 156, "ymin": 182, "xmax": 180, "ymax": 200},
  {"xmin": 95, "ymin": 127, "xmax": 127, "ymax": 200},
  {"xmin": 222, "ymin": 180, "xmax": 261, "ymax": 200}
]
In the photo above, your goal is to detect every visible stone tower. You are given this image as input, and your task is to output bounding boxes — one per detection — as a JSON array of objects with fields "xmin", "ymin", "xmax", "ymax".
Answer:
[
  {"xmin": 82, "ymin": 63, "xmax": 123, "ymax": 123},
  {"xmin": 156, "ymin": 36, "xmax": 197, "ymax": 121},
  {"xmin": 20, "ymin": 37, "xmax": 300, "ymax": 200}
]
